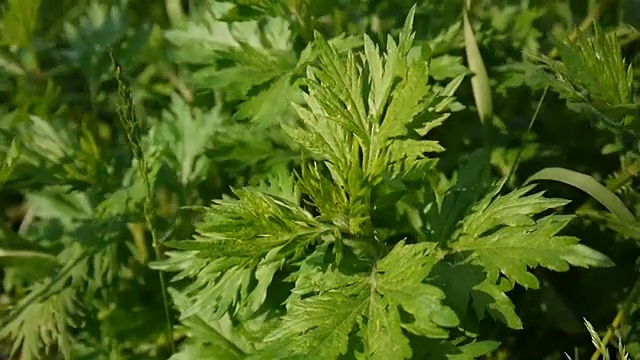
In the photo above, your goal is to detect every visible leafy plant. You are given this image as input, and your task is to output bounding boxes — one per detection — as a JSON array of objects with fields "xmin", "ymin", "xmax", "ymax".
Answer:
[
  {"xmin": 152, "ymin": 7, "xmax": 613, "ymax": 359},
  {"xmin": 1, "ymin": 0, "xmax": 639, "ymax": 359}
]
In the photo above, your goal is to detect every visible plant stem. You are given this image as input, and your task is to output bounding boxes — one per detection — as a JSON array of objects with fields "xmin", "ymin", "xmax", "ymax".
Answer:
[
  {"xmin": 607, "ymin": 158, "xmax": 640, "ymax": 192},
  {"xmin": 591, "ymin": 278, "xmax": 640, "ymax": 360},
  {"xmin": 505, "ymin": 86, "xmax": 548, "ymax": 186},
  {"xmin": 109, "ymin": 51, "xmax": 176, "ymax": 353},
  {"xmin": 139, "ymin": 151, "xmax": 176, "ymax": 354},
  {"xmin": 165, "ymin": 0, "xmax": 185, "ymax": 26},
  {"xmin": 157, "ymin": 62, "xmax": 193, "ymax": 103}
]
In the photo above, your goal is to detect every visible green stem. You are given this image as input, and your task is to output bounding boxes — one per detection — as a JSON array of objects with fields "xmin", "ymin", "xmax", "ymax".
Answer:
[
  {"xmin": 157, "ymin": 62, "xmax": 193, "ymax": 103},
  {"xmin": 109, "ymin": 51, "xmax": 176, "ymax": 353},
  {"xmin": 591, "ymin": 278, "xmax": 640, "ymax": 360},
  {"xmin": 607, "ymin": 158, "xmax": 640, "ymax": 192},
  {"xmin": 505, "ymin": 86, "xmax": 548, "ymax": 186},
  {"xmin": 165, "ymin": 0, "xmax": 185, "ymax": 26},
  {"xmin": 139, "ymin": 153, "xmax": 176, "ymax": 353}
]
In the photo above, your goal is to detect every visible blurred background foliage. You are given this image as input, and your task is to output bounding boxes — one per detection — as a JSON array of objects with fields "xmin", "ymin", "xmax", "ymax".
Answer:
[{"xmin": 0, "ymin": 0, "xmax": 639, "ymax": 359}]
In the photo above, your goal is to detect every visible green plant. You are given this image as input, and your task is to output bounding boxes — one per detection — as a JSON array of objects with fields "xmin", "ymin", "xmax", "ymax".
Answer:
[{"xmin": 1, "ymin": 0, "xmax": 639, "ymax": 359}]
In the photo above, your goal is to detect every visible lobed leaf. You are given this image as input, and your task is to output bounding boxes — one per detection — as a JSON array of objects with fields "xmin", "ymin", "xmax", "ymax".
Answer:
[
  {"xmin": 287, "ymin": 5, "xmax": 461, "ymax": 187},
  {"xmin": 256, "ymin": 241, "xmax": 458, "ymax": 359}
]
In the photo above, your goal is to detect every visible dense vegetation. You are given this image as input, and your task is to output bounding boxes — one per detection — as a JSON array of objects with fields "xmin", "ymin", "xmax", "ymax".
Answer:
[{"xmin": 0, "ymin": 0, "xmax": 639, "ymax": 359}]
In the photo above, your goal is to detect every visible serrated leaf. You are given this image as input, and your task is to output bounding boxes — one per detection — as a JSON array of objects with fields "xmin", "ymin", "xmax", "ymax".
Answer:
[
  {"xmin": 168, "ymin": 289, "xmax": 250, "ymax": 360},
  {"xmin": 365, "ymin": 292, "xmax": 413, "ymax": 359},
  {"xmin": 430, "ymin": 55, "xmax": 471, "ymax": 80},
  {"xmin": 0, "ymin": 138, "xmax": 20, "ymax": 187},
  {"xmin": 0, "ymin": 285, "xmax": 78, "ymax": 360},
  {"xmin": 62, "ymin": 1, "xmax": 129, "ymax": 66},
  {"xmin": 12, "ymin": 115, "xmax": 109, "ymax": 187},
  {"xmin": 452, "ymin": 186, "xmax": 613, "ymax": 290},
  {"xmin": 258, "ymin": 241, "xmax": 457, "ymax": 359},
  {"xmin": 151, "ymin": 94, "xmax": 223, "ymax": 187},
  {"xmin": 166, "ymin": 6, "xmax": 299, "ymax": 125},
  {"xmin": 159, "ymin": 188, "xmax": 331, "ymax": 322},
  {"xmin": 528, "ymin": 23, "xmax": 639, "ymax": 131},
  {"xmin": 245, "ymin": 258, "xmax": 283, "ymax": 313},
  {"xmin": 455, "ymin": 215, "xmax": 583, "ymax": 289},
  {"xmin": 26, "ymin": 186, "xmax": 94, "ymax": 227},
  {"xmin": 457, "ymin": 184, "xmax": 570, "ymax": 238},
  {"xmin": 234, "ymin": 74, "xmax": 299, "ymax": 125},
  {"xmin": 424, "ymin": 149, "xmax": 492, "ymax": 243},
  {"xmin": 448, "ymin": 340, "xmax": 501, "ymax": 359},
  {"xmin": 594, "ymin": 212, "xmax": 640, "ymax": 241},
  {"xmin": 1, "ymin": 0, "xmax": 42, "ymax": 48},
  {"xmin": 433, "ymin": 261, "xmax": 522, "ymax": 330},
  {"xmin": 169, "ymin": 189, "xmax": 328, "ymax": 261},
  {"xmin": 471, "ymin": 277, "xmax": 522, "ymax": 329},
  {"xmin": 444, "ymin": 184, "xmax": 612, "ymax": 329},
  {"xmin": 262, "ymin": 291, "xmax": 364, "ymax": 358},
  {"xmin": 376, "ymin": 241, "xmax": 459, "ymax": 335},
  {"xmin": 288, "ymin": 5, "xmax": 460, "ymax": 186},
  {"xmin": 245, "ymin": 163, "xmax": 301, "ymax": 205}
]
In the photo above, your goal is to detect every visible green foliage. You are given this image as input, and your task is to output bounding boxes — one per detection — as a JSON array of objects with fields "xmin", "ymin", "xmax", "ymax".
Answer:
[
  {"xmin": 1, "ymin": 0, "xmax": 639, "ymax": 359},
  {"xmin": 528, "ymin": 23, "xmax": 640, "ymax": 135},
  {"xmin": 155, "ymin": 7, "xmax": 612, "ymax": 359},
  {"xmin": 1, "ymin": 0, "xmax": 42, "ymax": 48}
]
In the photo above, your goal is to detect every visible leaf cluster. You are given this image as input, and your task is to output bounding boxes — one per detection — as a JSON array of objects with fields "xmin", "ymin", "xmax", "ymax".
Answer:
[
  {"xmin": 1, "ymin": 0, "xmax": 639, "ymax": 359},
  {"xmin": 153, "ymin": 7, "xmax": 614, "ymax": 359}
]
